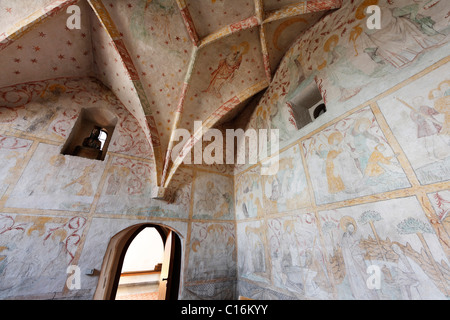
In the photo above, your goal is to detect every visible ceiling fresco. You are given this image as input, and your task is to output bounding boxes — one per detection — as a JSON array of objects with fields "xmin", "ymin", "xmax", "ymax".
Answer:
[{"xmin": 0, "ymin": 0, "xmax": 341, "ymax": 191}]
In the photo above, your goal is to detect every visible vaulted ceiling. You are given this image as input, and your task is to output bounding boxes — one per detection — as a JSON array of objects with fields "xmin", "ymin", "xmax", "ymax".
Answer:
[{"xmin": 0, "ymin": 0, "xmax": 341, "ymax": 191}]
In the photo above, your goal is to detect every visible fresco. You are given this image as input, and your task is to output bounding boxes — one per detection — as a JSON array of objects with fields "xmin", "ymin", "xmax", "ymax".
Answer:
[
  {"xmin": 238, "ymin": 279, "xmax": 296, "ymax": 300},
  {"xmin": 96, "ymin": 160, "xmax": 192, "ymax": 218},
  {"xmin": 95, "ymin": 156, "xmax": 154, "ymax": 215},
  {"xmin": 247, "ymin": 40, "xmax": 305, "ymax": 142},
  {"xmin": 235, "ymin": 165, "xmax": 264, "ymax": 219},
  {"xmin": 5, "ymin": 143, "xmax": 107, "ymax": 212},
  {"xmin": 267, "ymin": 213, "xmax": 333, "ymax": 299},
  {"xmin": 262, "ymin": 144, "xmax": 310, "ymax": 214},
  {"xmin": 186, "ymin": 0, "xmax": 255, "ymax": 38},
  {"xmin": 0, "ymin": 0, "xmax": 93, "ymax": 89},
  {"xmin": 303, "ymin": 106, "xmax": 411, "ymax": 205},
  {"xmin": 0, "ymin": 214, "xmax": 87, "ymax": 299},
  {"xmin": 377, "ymin": 62, "xmax": 450, "ymax": 185},
  {"xmin": 187, "ymin": 222, "xmax": 236, "ymax": 282},
  {"xmin": 0, "ymin": 135, "xmax": 33, "ymax": 199},
  {"xmin": 319, "ymin": 197, "xmax": 450, "ymax": 300},
  {"xmin": 428, "ymin": 190, "xmax": 450, "ymax": 251},
  {"xmin": 183, "ymin": 280, "xmax": 236, "ymax": 300},
  {"xmin": 299, "ymin": 0, "xmax": 450, "ymax": 107},
  {"xmin": 192, "ymin": 171, "xmax": 234, "ymax": 220},
  {"xmin": 237, "ymin": 220, "xmax": 270, "ymax": 284}
]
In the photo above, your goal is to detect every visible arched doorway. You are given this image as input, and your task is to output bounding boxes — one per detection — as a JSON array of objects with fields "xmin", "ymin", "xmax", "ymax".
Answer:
[{"xmin": 93, "ymin": 224, "xmax": 182, "ymax": 300}]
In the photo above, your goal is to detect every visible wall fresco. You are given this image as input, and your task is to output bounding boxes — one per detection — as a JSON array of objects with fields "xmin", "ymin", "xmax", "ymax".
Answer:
[
  {"xmin": 377, "ymin": 62, "xmax": 450, "ymax": 185},
  {"xmin": 235, "ymin": 165, "xmax": 264, "ymax": 220},
  {"xmin": 0, "ymin": 135, "xmax": 33, "ymax": 199},
  {"xmin": 237, "ymin": 220, "xmax": 270, "ymax": 284},
  {"xmin": 267, "ymin": 212, "xmax": 333, "ymax": 299},
  {"xmin": 303, "ymin": 106, "xmax": 411, "ymax": 205},
  {"xmin": 319, "ymin": 197, "xmax": 450, "ymax": 300},
  {"xmin": 6, "ymin": 143, "xmax": 107, "ymax": 212},
  {"xmin": 192, "ymin": 171, "xmax": 234, "ymax": 220},
  {"xmin": 0, "ymin": 213, "xmax": 87, "ymax": 299},
  {"xmin": 187, "ymin": 222, "xmax": 236, "ymax": 282},
  {"xmin": 262, "ymin": 144, "xmax": 310, "ymax": 214}
]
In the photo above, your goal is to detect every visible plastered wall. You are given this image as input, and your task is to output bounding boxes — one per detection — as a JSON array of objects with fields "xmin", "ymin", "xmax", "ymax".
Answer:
[
  {"xmin": 0, "ymin": 77, "xmax": 237, "ymax": 300},
  {"xmin": 1, "ymin": 0, "xmax": 450, "ymax": 301},
  {"xmin": 235, "ymin": 0, "xmax": 450, "ymax": 300}
]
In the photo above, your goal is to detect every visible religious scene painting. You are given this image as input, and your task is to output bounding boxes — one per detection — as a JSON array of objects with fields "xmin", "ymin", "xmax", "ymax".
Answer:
[
  {"xmin": 428, "ymin": 190, "xmax": 450, "ymax": 251},
  {"xmin": 303, "ymin": 106, "xmax": 410, "ymax": 205},
  {"xmin": 319, "ymin": 197, "xmax": 450, "ymax": 300},
  {"xmin": 300, "ymin": 0, "xmax": 450, "ymax": 108},
  {"xmin": 0, "ymin": 214, "xmax": 87, "ymax": 298},
  {"xmin": 235, "ymin": 166, "xmax": 264, "ymax": 220},
  {"xmin": 192, "ymin": 171, "xmax": 234, "ymax": 220},
  {"xmin": 5, "ymin": 143, "xmax": 107, "ymax": 212},
  {"xmin": 237, "ymin": 220, "xmax": 271, "ymax": 284},
  {"xmin": 187, "ymin": 222, "xmax": 236, "ymax": 282},
  {"xmin": 267, "ymin": 213, "xmax": 334, "ymax": 299},
  {"xmin": 377, "ymin": 62, "xmax": 450, "ymax": 185},
  {"xmin": 261, "ymin": 144, "xmax": 310, "ymax": 214},
  {"xmin": 0, "ymin": 135, "xmax": 33, "ymax": 199}
]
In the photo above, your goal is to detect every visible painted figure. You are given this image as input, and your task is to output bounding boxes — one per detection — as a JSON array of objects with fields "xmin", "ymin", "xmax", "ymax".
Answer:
[
  {"xmin": 203, "ymin": 43, "xmax": 249, "ymax": 99},
  {"xmin": 339, "ymin": 216, "xmax": 378, "ymax": 300},
  {"xmin": 365, "ymin": 144, "xmax": 398, "ymax": 177},
  {"xmin": 362, "ymin": 3, "xmax": 445, "ymax": 69},
  {"xmin": 407, "ymin": 96, "xmax": 449, "ymax": 160}
]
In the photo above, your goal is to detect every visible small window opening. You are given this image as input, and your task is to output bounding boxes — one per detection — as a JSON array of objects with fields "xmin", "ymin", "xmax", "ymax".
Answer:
[
  {"xmin": 287, "ymin": 79, "xmax": 326, "ymax": 129},
  {"xmin": 61, "ymin": 108, "xmax": 117, "ymax": 161},
  {"xmin": 98, "ymin": 129, "xmax": 108, "ymax": 150},
  {"xmin": 311, "ymin": 102, "xmax": 327, "ymax": 120}
]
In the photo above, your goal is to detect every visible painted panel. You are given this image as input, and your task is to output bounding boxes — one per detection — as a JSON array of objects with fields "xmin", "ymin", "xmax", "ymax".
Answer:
[
  {"xmin": 377, "ymin": 62, "xmax": 450, "ymax": 185},
  {"xmin": 187, "ymin": 222, "xmax": 236, "ymax": 282},
  {"xmin": 262, "ymin": 144, "xmax": 310, "ymax": 214},
  {"xmin": 237, "ymin": 220, "xmax": 270, "ymax": 284},
  {"xmin": 0, "ymin": 135, "xmax": 33, "ymax": 198},
  {"xmin": 192, "ymin": 171, "xmax": 234, "ymax": 220},
  {"xmin": 303, "ymin": 106, "xmax": 411, "ymax": 205},
  {"xmin": 267, "ymin": 212, "xmax": 334, "ymax": 299},
  {"xmin": 6, "ymin": 143, "xmax": 107, "ymax": 212},
  {"xmin": 235, "ymin": 165, "xmax": 264, "ymax": 219},
  {"xmin": 0, "ymin": 214, "xmax": 87, "ymax": 299},
  {"xmin": 319, "ymin": 197, "xmax": 450, "ymax": 300},
  {"xmin": 428, "ymin": 190, "xmax": 450, "ymax": 249},
  {"xmin": 96, "ymin": 157, "xmax": 191, "ymax": 219}
]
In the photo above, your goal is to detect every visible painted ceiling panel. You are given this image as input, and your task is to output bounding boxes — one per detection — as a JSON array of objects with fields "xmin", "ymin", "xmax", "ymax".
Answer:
[
  {"xmin": 100, "ymin": 0, "xmax": 194, "ymax": 159},
  {"xmin": 263, "ymin": 0, "xmax": 303, "ymax": 12},
  {"xmin": 186, "ymin": 0, "xmax": 256, "ymax": 39},
  {"xmin": 0, "ymin": 0, "xmax": 341, "ymax": 190},
  {"xmin": 180, "ymin": 26, "xmax": 266, "ymax": 131},
  {"xmin": 0, "ymin": 0, "xmax": 55, "ymax": 35},
  {"xmin": 0, "ymin": 0, "xmax": 93, "ymax": 88},
  {"xmin": 89, "ymin": 8, "xmax": 154, "ymax": 159},
  {"xmin": 264, "ymin": 11, "xmax": 325, "ymax": 72}
]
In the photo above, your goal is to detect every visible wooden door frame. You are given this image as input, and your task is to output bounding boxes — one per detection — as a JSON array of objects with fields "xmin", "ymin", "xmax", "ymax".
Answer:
[{"xmin": 93, "ymin": 223, "xmax": 182, "ymax": 300}]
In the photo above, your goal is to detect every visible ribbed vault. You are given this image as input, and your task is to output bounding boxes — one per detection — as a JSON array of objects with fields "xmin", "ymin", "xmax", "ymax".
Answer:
[{"xmin": 0, "ymin": 0, "xmax": 341, "ymax": 193}]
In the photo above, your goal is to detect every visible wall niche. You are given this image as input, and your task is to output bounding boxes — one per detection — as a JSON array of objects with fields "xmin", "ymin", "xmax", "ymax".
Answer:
[{"xmin": 61, "ymin": 107, "xmax": 118, "ymax": 161}]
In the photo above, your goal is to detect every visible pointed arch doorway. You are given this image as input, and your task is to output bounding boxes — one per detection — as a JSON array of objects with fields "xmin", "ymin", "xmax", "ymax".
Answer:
[{"xmin": 94, "ymin": 224, "xmax": 182, "ymax": 300}]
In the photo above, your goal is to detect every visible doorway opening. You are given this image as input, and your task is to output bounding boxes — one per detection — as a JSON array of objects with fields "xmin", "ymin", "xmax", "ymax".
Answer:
[
  {"xmin": 115, "ymin": 227, "xmax": 164, "ymax": 300},
  {"xmin": 94, "ymin": 224, "xmax": 182, "ymax": 300}
]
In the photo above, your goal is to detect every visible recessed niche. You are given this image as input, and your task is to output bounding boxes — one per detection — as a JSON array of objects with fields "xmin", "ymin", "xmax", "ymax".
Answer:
[
  {"xmin": 61, "ymin": 107, "xmax": 118, "ymax": 161},
  {"xmin": 287, "ymin": 79, "xmax": 326, "ymax": 129}
]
